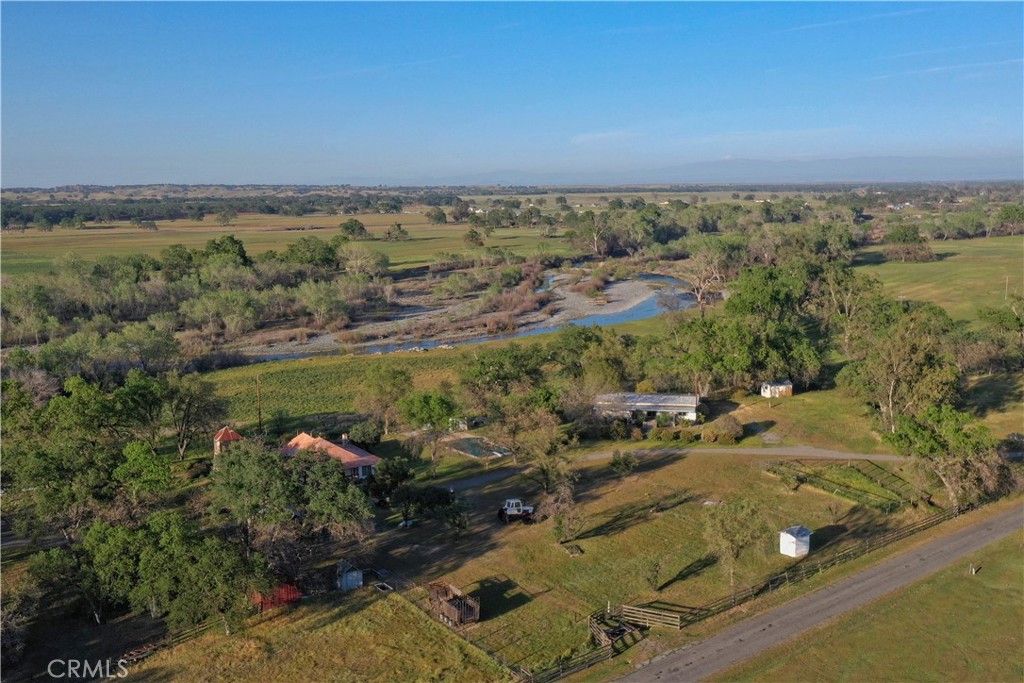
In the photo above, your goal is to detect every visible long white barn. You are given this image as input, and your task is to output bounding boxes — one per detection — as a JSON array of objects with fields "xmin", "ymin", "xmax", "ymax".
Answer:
[{"xmin": 594, "ymin": 393, "xmax": 703, "ymax": 423}]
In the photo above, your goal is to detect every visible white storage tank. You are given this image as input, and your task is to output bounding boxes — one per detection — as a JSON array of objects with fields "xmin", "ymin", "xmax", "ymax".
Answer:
[{"xmin": 780, "ymin": 525, "xmax": 812, "ymax": 558}]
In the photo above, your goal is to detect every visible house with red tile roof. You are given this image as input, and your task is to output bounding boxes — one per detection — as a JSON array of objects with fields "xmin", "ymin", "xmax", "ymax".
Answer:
[{"xmin": 280, "ymin": 432, "xmax": 381, "ymax": 480}]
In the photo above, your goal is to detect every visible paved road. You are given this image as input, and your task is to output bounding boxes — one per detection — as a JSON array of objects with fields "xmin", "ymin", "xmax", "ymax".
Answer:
[{"xmin": 620, "ymin": 504, "xmax": 1024, "ymax": 682}]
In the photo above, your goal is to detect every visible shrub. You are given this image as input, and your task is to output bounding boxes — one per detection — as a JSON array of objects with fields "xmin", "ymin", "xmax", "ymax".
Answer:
[
  {"xmin": 650, "ymin": 427, "xmax": 675, "ymax": 442},
  {"xmin": 610, "ymin": 450, "xmax": 638, "ymax": 477},
  {"xmin": 730, "ymin": 388, "xmax": 749, "ymax": 402},
  {"xmin": 710, "ymin": 414, "xmax": 744, "ymax": 445},
  {"xmin": 186, "ymin": 459, "xmax": 212, "ymax": 480},
  {"xmin": 701, "ymin": 425, "xmax": 718, "ymax": 443},
  {"xmin": 609, "ymin": 419, "xmax": 629, "ymax": 441},
  {"xmin": 655, "ymin": 412, "xmax": 674, "ymax": 428},
  {"xmin": 630, "ymin": 427, "xmax": 645, "ymax": 441},
  {"xmin": 676, "ymin": 428, "xmax": 696, "ymax": 444},
  {"xmin": 349, "ymin": 420, "xmax": 384, "ymax": 448}
]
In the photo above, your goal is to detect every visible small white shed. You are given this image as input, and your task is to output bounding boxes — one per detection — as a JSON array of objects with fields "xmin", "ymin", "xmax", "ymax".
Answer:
[
  {"xmin": 761, "ymin": 380, "xmax": 794, "ymax": 399},
  {"xmin": 780, "ymin": 525, "xmax": 812, "ymax": 558},
  {"xmin": 336, "ymin": 559, "xmax": 363, "ymax": 592}
]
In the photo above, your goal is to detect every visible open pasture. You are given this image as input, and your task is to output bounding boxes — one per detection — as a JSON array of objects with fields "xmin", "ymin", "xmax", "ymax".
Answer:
[
  {"xmin": 368, "ymin": 451, "xmax": 925, "ymax": 670},
  {"xmin": 854, "ymin": 235, "xmax": 1023, "ymax": 322},
  {"xmin": 130, "ymin": 592, "xmax": 505, "ymax": 683},
  {"xmin": 714, "ymin": 530, "xmax": 1024, "ymax": 683},
  {"xmin": 0, "ymin": 211, "xmax": 565, "ymax": 278}
]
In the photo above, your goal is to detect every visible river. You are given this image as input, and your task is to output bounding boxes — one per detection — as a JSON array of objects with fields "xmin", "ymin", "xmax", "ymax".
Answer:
[{"xmin": 253, "ymin": 274, "xmax": 693, "ymax": 361}]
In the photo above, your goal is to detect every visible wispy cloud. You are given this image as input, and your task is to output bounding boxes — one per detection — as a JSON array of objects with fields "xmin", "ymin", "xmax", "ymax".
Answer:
[
  {"xmin": 873, "ymin": 40, "xmax": 1021, "ymax": 61},
  {"xmin": 776, "ymin": 8, "xmax": 933, "ymax": 34},
  {"xmin": 571, "ymin": 130, "xmax": 641, "ymax": 146},
  {"xmin": 866, "ymin": 58, "xmax": 1023, "ymax": 81}
]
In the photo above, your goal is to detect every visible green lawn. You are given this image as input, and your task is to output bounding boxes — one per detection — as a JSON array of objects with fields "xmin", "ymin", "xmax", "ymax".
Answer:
[
  {"xmin": 714, "ymin": 530, "xmax": 1024, "ymax": 683},
  {"xmin": 0, "ymin": 212, "xmax": 567, "ymax": 278},
  {"xmin": 131, "ymin": 591, "xmax": 506, "ymax": 683},
  {"xmin": 854, "ymin": 235, "xmax": 1023, "ymax": 323}
]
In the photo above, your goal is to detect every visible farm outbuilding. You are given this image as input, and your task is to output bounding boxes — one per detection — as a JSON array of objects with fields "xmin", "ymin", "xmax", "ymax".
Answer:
[
  {"xmin": 594, "ymin": 393, "xmax": 703, "ymax": 423},
  {"xmin": 761, "ymin": 380, "xmax": 794, "ymax": 399},
  {"xmin": 426, "ymin": 582, "xmax": 480, "ymax": 627},
  {"xmin": 213, "ymin": 426, "xmax": 244, "ymax": 456},
  {"xmin": 780, "ymin": 525, "xmax": 812, "ymax": 558},
  {"xmin": 252, "ymin": 584, "xmax": 302, "ymax": 613},
  {"xmin": 336, "ymin": 559, "xmax": 364, "ymax": 592}
]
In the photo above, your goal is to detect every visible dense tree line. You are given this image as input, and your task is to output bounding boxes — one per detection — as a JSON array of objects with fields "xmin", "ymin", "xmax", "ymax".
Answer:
[
  {"xmin": 1, "ymin": 232, "xmax": 395, "ymax": 357},
  {"xmin": 0, "ymin": 192, "xmax": 425, "ymax": 229}
]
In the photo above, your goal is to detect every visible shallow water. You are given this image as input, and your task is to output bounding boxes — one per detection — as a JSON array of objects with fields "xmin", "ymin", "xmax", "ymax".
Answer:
[
  {"xmin": 357, "ymin": 274, "xmax": 693, "ymax": 354},
  {"xmin": 251, "ymin": 274, "xmax": 693, "ymax": 361}
]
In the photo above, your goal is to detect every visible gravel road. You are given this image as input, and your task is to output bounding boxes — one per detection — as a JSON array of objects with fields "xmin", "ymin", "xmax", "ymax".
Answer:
[{"xmin": 620, "ymin": 504, "xmax": 1024, "ymax": 682}]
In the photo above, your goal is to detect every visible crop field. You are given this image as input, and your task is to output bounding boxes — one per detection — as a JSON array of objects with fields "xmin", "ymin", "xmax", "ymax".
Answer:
[
  {"xmin": 211, "ymin": 348, "xmax": 464, "ymax": 426},
  {"xmin": 854, "ymin": 235, "xmax": 1024, "ymax": 323},
  {"xmin": 366, "ymin": 451, "xmax": 927, "ymax": 671},
  {"xmin": 714, "ymin": 530, "xmax": 1024, "ymax": 683},
  {"xmin": 131, "ymin": 592, "xmax": 505, "ymax": 683},
  {"xmin": 0, "ymin": 211, "xmax": 567, "ymax": 278}
]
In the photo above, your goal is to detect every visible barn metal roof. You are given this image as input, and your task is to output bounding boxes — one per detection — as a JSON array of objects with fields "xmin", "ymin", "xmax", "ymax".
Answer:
[{"xmin": 594, "ymin": 393, "xmax": 702, "ymax": 412}]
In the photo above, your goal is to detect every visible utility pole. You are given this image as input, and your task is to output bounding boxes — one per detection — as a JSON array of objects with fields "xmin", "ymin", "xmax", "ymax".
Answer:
[{"xmin": 256, "ymin": 374, "xmax": 263, "ymax": 433}]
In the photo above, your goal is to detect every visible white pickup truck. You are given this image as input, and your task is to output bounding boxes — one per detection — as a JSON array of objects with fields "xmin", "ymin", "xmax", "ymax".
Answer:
[{"xmin": 498, "ymin": 498, "xmax": 535, "ymax": 523}]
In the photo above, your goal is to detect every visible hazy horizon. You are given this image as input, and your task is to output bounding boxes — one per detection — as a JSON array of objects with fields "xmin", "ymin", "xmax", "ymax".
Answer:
[{"xmin": 3, "ymin": 2, "xmax": 1022, "ymax": 187}]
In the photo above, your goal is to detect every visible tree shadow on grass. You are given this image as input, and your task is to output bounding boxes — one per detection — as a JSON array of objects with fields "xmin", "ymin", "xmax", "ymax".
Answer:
[
  {"xmin": 837, "ymin": 504, "xmax": 893, "ymax": 541},
  {"xmin": 576, "ymin": 490, "xmax": 694, "ymax": 541},
  {"xmin": 574, "ymin": 450, "xmax": 685, "ymax": 505},
  {"xmin": 963, "ymin": 373, "xmax": 1024, "ymax": 418},
  {"xmin": 810, "ymin": 524, "xmax": 849, "ymax": 551},
  {"xmin": 853, "ymin": 252, "xmax": 886, "ymax": 266},
  {"xmin": 467, "ymin": 575, "xmax": 535, "ymax": 621},
  {"xmin": 657, "ymin": 554, "xmax": 718, "ymax": 591}
]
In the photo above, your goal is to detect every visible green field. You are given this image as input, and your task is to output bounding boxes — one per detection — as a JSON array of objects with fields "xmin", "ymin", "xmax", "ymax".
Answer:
[
  {"xmin": 364, "ymin": 451, "xmax": 927, "ymax": 671},
  {"xmin": 132, "ymin": 592, "xmax": 506, "ymax": 683},
  {"xmin": 855, "ymin": 235, "xmax": 1024, "ymax": 322},
  {"xmin": 0, "ymin": 211, "xmax": 567, "ymax": 278},
  {"xmin": 715, "ymin": 530, "xmax": 1024, "ymax": 683}
]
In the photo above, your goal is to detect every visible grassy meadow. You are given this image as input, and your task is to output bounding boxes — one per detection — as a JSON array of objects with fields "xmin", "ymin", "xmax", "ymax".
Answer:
[
  {"xmin": 854, "ymin": 235, "xmax": 1023, "ymax": 323},
  {"xmin": 0, "ymin": 211, "xmax": 567, "ymax": 278},
  {"xmin": 131, "ymin": 592, "xmax": 506, "ymax": 683},
  {"xmin": 364, "ymin": 451, "xmax": 929, "ymax": 670},
  {"xmin": 714, "ymin": 530, "xmax": 1024, "ymax": 683}
]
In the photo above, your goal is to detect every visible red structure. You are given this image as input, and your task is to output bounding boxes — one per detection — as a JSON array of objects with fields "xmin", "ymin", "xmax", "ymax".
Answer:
[
  {"xmin": 213, "ymin": 426, "xmax": 244, "ymax": 456},
  {"xmin": 252, "ymin": 584, "xmax": 302, "ymax": 613}
]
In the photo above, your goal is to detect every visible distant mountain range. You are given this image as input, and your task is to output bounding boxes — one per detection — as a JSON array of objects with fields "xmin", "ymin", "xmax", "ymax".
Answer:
[
  {"xmin": 4, "ymin": 156, "xmax": 1021, "ymax": 192},
  {"xmin": 343, "ymin": 155, "xmax": 1024, "ymax": 187}
]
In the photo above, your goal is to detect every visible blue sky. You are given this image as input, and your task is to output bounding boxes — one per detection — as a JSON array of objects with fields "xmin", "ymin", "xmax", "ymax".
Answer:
[{"xmin": 2, "ymin": 2, "xmax": 1022, "ymax": 186}]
